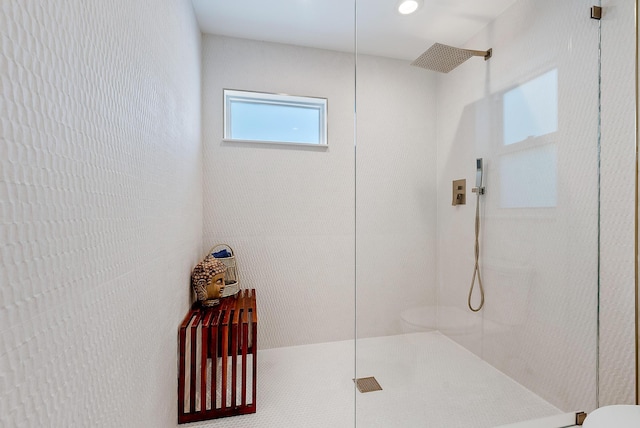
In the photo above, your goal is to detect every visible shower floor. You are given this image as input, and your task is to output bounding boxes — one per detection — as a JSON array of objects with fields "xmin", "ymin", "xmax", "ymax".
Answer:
[{"xmin": 191, "ymin": 331, "xmax": 562, "ymax": 428}]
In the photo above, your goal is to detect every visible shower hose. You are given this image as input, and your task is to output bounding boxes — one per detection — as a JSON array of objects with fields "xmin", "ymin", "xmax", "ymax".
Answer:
[{"xmin": 468, "ymin": 190, "xmax": 484, "ymax": 312}]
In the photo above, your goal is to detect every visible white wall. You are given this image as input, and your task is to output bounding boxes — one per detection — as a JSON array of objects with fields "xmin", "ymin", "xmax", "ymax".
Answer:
[
  {"xmin": 599, "ymin": 0, "xmax": 637, "ymax": 407},
  {"xmin": 355, "ymin": 55, "xmax": 438, "ymax": 338},
  {"xmin": 0, "ymin": 1, "xmax": 202, "ymax": 427},
  {"xmin": 201, "ymin": 35, "xmax": 437, "ymax": 349},
  {"xmin": 202, "ymin": 35, "xmax": 356, "ymax": 349}
]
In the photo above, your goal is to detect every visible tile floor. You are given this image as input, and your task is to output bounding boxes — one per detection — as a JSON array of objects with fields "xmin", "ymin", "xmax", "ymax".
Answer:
[{"xmin": 190, "ymin": 332, "xmax": 566, "ymax": 428}]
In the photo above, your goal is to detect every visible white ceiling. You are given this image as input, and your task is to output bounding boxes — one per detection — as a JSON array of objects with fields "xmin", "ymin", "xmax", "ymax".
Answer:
[{"xmin": 191, "ymin": 0, "xmax": 517, "ymax": 61}]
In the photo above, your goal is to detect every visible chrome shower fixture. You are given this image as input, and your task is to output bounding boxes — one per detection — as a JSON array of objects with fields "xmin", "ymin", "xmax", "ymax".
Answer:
[{"xmin": 411, "ymin": 43, "xmax": 492, "ymax": 73}]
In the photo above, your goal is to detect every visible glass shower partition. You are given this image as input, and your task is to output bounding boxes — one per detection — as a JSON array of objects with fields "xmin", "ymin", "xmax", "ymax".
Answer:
[
  {"xmin": 354, "ymin": 0, "xmax": 600, "ymax": 426},
  {"xmin": 194, "ymin": 0, "xmax": 358, "ymax": 426}
]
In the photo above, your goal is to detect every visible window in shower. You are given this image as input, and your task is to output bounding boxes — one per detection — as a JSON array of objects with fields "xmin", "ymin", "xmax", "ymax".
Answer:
[
  {"xmin": 499, "ymin": 143, "xmax": 558, "ymax": 208},
  {"xmin": 503, "ymin": 69, "xmax": 558, "ymax": 146},
  {"xmin": 500, "ymin": 69, "xmax": 558, "ymax": 208},
  {"xmin": 223, "ymin": 89, "xmax": 328, "ymax": 146}
]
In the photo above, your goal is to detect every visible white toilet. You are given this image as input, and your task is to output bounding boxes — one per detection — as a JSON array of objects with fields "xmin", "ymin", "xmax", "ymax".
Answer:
[
  {"xmin": 399, "ymin": 305, "xmax": 479, "ymax": 335},
  {"xmin": 399, "ymin": 305, "xmax": 437, "ymax": 333},
  {"xmin": 583, "ymin": 405, "xmax": 640, "ymax": 427}
]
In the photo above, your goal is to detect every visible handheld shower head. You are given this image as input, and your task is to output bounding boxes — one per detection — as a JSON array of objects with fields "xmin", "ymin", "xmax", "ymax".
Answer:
[
  {"xmin": 473, "ymin": 158, "xmax": 485, "ymax": 195},
  {"xmin": 475, "ymin": 158, "xmax": 483, "ymax": 188}
]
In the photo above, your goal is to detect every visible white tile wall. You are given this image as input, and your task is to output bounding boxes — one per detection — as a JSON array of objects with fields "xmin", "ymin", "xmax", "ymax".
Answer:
[
  {"xmin": 599, "ymin": 0, "xmax": 637, "ymax": 407},
  {"xmin": 0, "ymin": 1, "xmax": 202, "ymax": 426},
  {"xmin": 201, "ymin": 35, "xmax": 357, "ymax": 349},
  {"xmin": 201, "ymin": 36, "xmax": 438, "ymax": 349},
  {"xmin": 354, "ymin": 54, "xmax": 438, "ymax": 339}
]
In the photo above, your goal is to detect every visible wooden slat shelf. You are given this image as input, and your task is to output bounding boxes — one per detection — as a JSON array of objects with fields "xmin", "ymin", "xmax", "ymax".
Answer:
[{"xmin": 178, "ymin": 289, "xmax": 257, "ymax": 424}]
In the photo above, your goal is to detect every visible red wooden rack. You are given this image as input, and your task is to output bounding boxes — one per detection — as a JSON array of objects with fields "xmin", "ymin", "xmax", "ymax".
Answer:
[{"xmin": 178, "ymin": 289, "xmax": 257, "ymax": 423}]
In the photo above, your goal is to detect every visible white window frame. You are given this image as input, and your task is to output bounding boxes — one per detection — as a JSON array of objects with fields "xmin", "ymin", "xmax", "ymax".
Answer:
[{"xmin": 223, "ymin": 89, "xmax": 328, "ymax": 147}]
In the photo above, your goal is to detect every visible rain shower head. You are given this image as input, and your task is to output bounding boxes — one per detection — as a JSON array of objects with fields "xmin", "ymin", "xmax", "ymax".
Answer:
[{"xmin": 411, "ymin": 43, "xmax": 492, "ymax": 73}]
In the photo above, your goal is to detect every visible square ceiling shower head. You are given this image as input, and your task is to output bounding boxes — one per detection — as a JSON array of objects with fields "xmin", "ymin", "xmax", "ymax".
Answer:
[
  {"xmin": 354, "ymin": 376, "xmax": 383, "ymax": 393},
  {"xmin": 411, "ymin": 43, "xmax": 492, "ymax": 73}
]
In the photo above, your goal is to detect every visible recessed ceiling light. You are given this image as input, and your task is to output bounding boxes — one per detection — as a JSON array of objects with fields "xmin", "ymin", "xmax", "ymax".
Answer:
[{"xmin": 398, "ymin": 0, "xmax": 422, "ymax": 15}]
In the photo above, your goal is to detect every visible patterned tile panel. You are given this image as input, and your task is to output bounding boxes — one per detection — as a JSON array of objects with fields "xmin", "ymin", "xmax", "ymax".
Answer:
[{"xmin": 0, "ymin": 1, "xmax": 202, "ymax": 426}]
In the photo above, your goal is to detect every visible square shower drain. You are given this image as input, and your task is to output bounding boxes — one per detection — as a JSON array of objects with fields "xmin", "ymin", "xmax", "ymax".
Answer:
[{"xmin": 354, "ymin": 377, "xmax": 383, "ymax": 393}]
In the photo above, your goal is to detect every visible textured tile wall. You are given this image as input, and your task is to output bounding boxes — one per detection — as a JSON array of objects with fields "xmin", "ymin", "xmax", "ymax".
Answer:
[
  {"xmin": 0, "ymin": 1, "xmax": 202, "ymax": 427},
  {"xmin": 354, "ymin": 54, "xmax": 438, "ymax": 338},
  {"xmin": 598, "ymin": 0, "xmax": 637, "ymax": 407},
  {"xmin": 201, "ymin": 35, "xmax": 438, "ymax": 350},
  {"xmin": 201, "ymin": 35, "xmax": 356, "ymax": 349}
]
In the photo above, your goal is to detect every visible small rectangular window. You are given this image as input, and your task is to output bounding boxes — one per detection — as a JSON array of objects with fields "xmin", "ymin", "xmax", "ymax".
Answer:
[{"xmin": 224, "ymin": 89, "xmax": 328, "ymax": 146}]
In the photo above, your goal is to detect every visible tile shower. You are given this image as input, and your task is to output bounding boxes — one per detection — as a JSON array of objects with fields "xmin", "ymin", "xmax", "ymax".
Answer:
[{"xmin": 1, "ymin": 0, "xmax": 636, "ymax": 427}]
